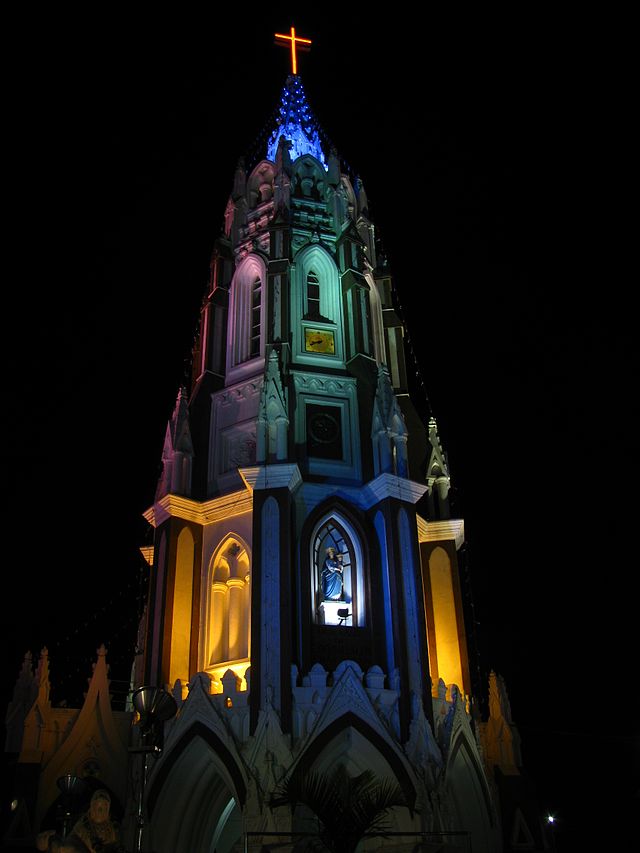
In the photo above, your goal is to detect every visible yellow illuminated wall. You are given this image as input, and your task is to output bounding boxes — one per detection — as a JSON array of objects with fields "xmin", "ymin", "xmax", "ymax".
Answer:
[
  {"xmin": 425, "ymin": 545, "xmax": 466, "ymax": 695},
  {"xmin": 168, "ymin": 527, "xmax": 195, "ymax": 687}
]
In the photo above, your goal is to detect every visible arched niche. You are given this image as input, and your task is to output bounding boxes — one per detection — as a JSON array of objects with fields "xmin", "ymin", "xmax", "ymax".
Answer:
[
  {"xmin": 295, "ymin": 244, "xmax": 341, "ymax": 321},
  {"xmin": 292, "ymin": 244, "xmax": 344, "ymax": 364},
  {"xmin": 293, "ymin": 711, "xmax": 417, "ymax": 812},
  {"xmin": 226, "ymin": 253, "xmax": 267, "ymax": 380},
  {"xmin": 309, "ymin": 510, "xmax": 365, "ymax": 628},
  {"xmin": 291, "ymin": 154, "xmax": 326, "ymax": 201},
  {"xmin": 340, "ymin": 175, "xmax": 357, "ymax": 221},
  {"xmin": 364, "ymin": 272, "xmax": 386, "ymax": 364},
  {"xmin": 246, "ymin": 160, "xmax": 275, "ymax": 209},
  {"xmin": 169, "ymin": 527, "xmax": 195, "ymax": 687},
  {"xmin": 204, "ymin": 533, "xmax": 251, "ymax": 689},
  {"xmin": 428, "ymin": 545, "xmax": 464, "ymax": 692}
]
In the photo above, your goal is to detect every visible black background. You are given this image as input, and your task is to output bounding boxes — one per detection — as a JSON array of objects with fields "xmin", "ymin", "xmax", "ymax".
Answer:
[{"xmin": 3, "ymin": 8, "xmax": 637, "ymax": 849}]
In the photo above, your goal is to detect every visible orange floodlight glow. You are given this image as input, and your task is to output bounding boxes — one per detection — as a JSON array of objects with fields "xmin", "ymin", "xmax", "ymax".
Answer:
[{"xmin": 275, "ymin": 26, "xmax": 312, "ymax": 75}]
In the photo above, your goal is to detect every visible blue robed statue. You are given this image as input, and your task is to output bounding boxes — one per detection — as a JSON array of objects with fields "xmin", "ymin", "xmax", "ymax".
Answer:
[{"xmin": 321, "ymin": 547, "xmax": 344, "ymax": 600}]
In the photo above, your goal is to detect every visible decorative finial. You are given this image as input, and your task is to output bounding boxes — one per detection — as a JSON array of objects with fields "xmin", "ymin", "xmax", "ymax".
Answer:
[{"xmin": 275, "ymin": 26, "xmax": 312, "ymax": 75}]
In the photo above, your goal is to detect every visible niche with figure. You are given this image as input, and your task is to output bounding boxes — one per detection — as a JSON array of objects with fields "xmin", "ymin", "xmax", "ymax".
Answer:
[{"xmin": 311, "ymin": 516, "xmax": 365, "ymax": 628}]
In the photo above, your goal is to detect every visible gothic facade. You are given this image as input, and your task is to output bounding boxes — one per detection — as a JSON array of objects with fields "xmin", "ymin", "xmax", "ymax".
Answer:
[
  {"xmin": 139, "ymin": 74, "xmax": 521, "ymax": 853},
  {"xmin": 4, "ymin": 73, "xmax": 546, "ymax": 853}
]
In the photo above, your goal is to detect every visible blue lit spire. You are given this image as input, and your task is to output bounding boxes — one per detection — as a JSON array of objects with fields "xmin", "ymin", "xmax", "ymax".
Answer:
[{"xmin": 267, "ymin": 75, "xmax": 327, "ymax": 169}]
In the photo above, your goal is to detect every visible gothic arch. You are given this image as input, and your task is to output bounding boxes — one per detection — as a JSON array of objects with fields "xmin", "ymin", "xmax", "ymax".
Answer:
[
  {"xmin": 294, "ymin": 244, "xmax": 342, "ymax": 323},
  {"xmin": 293, "ymin": 711, "xmax": 416, "ymax": 810},
  {"xmin": 307, "ymin": 505, "xmax": 367, "ymax": 628},
  {"xmin": 341, "ymin": 175, "xmax": 357, "ymax": 220},
  {"xmin": 203, "ymin": 533, "xmax": 251, "ymax": 681},
  {"xmin": 226, "ymin": 253, "xmax": 267, "ymax": 376},
  {"xmin": 297, "ymin": 497, "xmax": 388, "ymax": 673},
  {"xmin": 428, "ymin": 545, "xmax": 464, "ymax": 692},
  {"xmin": 364, "ymin": 272, "xmax": 385, "ymax": 363},
  {"xmin": 291, "ymin": 153, "xmax": 326, "ymax": 200},
  {"xmin": 168, "ymin": 526, "xmax": 195, "ymax": 687},
  {"xmin": 446, "ymin": 727, "xmax": 496, "ymax": 853},
  {"xmin": 147, "ymin": 722, "xmax": 246, "ymax": 853},
  {"xmin": 246, "ymin": 160, "xmax": 275, "ymax": 208}
]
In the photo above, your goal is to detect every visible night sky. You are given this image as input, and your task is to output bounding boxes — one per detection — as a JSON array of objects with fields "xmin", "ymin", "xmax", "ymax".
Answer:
[{"xmin": 4, "ymin": 9, "xmax": 637, "ymax": 849}]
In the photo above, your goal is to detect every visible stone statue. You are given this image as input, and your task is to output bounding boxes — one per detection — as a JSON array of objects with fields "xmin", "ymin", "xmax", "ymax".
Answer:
[
  {"xmin": 321, "ymin": 547, "xmax": 344, "ymax": 601},
  {"xmin": 70, "ymin": 790, "xmax": 123, "ymax": 852}
]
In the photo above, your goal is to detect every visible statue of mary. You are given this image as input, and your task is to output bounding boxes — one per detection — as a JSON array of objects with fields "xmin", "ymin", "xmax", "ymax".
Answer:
[{"xmin": 321, "ymin": 547, "xmax": 344, "ymax": 601}]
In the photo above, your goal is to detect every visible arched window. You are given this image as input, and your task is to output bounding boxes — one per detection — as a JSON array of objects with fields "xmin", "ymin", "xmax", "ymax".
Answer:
[
  {"xmin": 208, "ymin": 536, "xmax": 251, "ymax": 677},
  {"xmin": 310, "ymin": 514, "xmax": 365, "ymax": 627},
  {"xmin": 294, "ymin": 245, "xmax": 344, "ymax": 364},
  {"xmin": 306, "ymin": 270, "xmax": 320, "ymax": 318},
  {"xmin": 249, "ymin": 276, "xmax": 261, "ymax": 358},
  {"xmin": 227, "ymin": 255, "xmax": 266, "ymax": 376},
  {"xmin": 348, "ymin": 282, "xmax": 374, "ymax": 358}
]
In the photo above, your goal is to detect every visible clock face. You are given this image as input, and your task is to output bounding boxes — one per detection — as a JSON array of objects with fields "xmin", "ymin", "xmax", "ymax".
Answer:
[
  {"xmin": 304, "ymin": 328, "xmax": 335, "ymax": 354},
  {"xmin": 309, "ymin": 411, "xmax": 340, "ymax": 445}
]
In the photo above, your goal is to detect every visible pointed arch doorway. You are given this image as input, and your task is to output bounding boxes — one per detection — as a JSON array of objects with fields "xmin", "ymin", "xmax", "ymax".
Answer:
[{"xmin": 147, "ymin": 728, "xmax": 245, "ymax": 853}]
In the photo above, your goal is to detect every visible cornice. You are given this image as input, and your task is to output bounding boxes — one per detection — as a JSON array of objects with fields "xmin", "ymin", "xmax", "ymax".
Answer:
[
  {"xmin": 363, "ymin": 473, "xmax": 428, "ymax": 507},
  {"xmin": 143, "ymin": 489, "xmax": 253, "ymax": 528},
  {"xmin": 139, "ymin": 546, "xmax": 154, "ymax": 566},
  {"xmin": 238, "ymin": 464, "xmax": 303, "ymax": 493},
  {"xmin": 416, "ymin": 515, "xmax": 465, "ymax": 549}
]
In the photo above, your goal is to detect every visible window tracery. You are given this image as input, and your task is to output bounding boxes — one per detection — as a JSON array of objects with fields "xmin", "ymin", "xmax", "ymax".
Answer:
[
  {"xmin": 311, "ymin": 515, "xmax": 365, "ymax": 627},
  {"xmin": 227, "ymin": 255, "xmax": 266, "ymax": 374},
  {"xmin": 208, "ymin": 537, "xmax": 251, "ymax": 669}
]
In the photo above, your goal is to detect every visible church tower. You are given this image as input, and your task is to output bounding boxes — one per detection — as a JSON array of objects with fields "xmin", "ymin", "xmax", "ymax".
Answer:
[{"xmin": 136, "ymin": 48, "xmax": 530, "ymax": 853}]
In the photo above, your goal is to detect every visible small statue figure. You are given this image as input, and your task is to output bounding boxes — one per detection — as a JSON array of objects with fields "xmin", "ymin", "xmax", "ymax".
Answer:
[
  {"xmin": 70, "ymin": 789, "xmax": 123, "ymax": 852},
  {"xmin": 321, "ymin": 547, "xmax": 344, "ymax": 601}
]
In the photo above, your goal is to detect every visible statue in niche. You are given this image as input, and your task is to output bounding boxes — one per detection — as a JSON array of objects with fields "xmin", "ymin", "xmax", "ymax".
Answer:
[{"xmin": 321, "ymin": 547, "xmax": 344, "ymax": 601}]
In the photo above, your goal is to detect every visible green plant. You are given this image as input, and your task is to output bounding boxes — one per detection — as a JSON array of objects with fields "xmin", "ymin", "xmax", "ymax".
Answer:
[{"xmin": 269, "ymin": 763, "xmax": 410, "ymax": 853}]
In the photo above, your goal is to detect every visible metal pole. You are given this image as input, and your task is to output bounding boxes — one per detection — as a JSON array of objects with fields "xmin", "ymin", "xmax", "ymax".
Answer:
[{"xmin": 134, "ymin": 751, "xmax": 150, "ymax": 853}]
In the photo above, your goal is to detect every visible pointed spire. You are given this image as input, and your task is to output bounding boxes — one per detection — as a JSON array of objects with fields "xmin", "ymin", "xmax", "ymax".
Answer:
[
  {"xmin": 167, "ymin": 387, "xmax": 194, "ymax": 455},
  {"xmin": 355, "ymin": 176, "xmax": 370, "ymax": 219},
  {"xmin": 31, "ymin": 645, "xmax": 129, "ymax": 815},
  {"xmin": 483, "ymin": 671, "xmax": 522, "ymax": 774},
  {"xmin": 267, "ymin": 76, "xmax": 327, "ymax": 168},
  {"xmin": 426, "ymin": 417, "xmax": 451, "ymax": 514},
  {"xmin": 257, "ymin": 350, "xmax": 289, "ymax": 462},
  {"xmin": 232, "ymin": 157, "xmax": 247, "ymax": 200},
  {"xmin": 488, "ymin": 670, "xmax": 513, "ymax": 724},
  {"xmin": 156, "ymin": 387, "xmax": 194, "ymax": 500},
  {"xmin": 273, "ymin": 136, "xmax": 293, "ymax": 217},
  {"xmin": 13, "ymin": 652, "xmax": 36, "ymax": 701},
  {"xmin": 327, "ymin": 147, "xmax": 341, "ymax": 188},
  {"xmin": 372, "ymin": 365, "xmax": 406, "ymax": 430},
  {"xmin": 35, "ymin": 647, "xmax": 51, "ymax": 707},
  {"xmin": 372, "ymin": 365, "xmax": 409, "ymax": 477}
]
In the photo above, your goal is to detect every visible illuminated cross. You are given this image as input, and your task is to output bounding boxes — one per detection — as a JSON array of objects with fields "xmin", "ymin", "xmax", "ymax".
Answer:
[{"xmin": 274, "ymin": 26, "xmax": 312, "ymax": 75}]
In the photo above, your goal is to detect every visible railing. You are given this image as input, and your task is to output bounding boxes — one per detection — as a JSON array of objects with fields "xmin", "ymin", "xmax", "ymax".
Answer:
[{"xmin": 244, "ymin": 830, "xmax": 472, "ymax": 853}]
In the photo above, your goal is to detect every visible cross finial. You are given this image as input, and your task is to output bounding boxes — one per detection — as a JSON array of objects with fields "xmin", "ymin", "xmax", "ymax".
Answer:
[{"xmin": 275, "ymin": 26, "xmax": 312, "ymax": 75}]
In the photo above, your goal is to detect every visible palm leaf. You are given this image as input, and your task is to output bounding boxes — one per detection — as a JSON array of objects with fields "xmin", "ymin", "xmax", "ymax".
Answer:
[{"xmin": 269, "ymin": 763, "xmax": 410, "ymax": 853}]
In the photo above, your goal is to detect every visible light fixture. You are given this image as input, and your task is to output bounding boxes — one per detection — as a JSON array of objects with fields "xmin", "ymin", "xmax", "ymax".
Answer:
[
  {"xmin": 130, "ymin": 686, "xmax": 178, "ymax": 853},
  {"xmin": 337, "ymin": 608, "xmax": 351, "ymax": 625},
  {"xmin": 56, "ymin": 774, "xmax": 85, "ymax": 837},
  {"xmin": 132, "ymin": 685, "xmax": 178, "ymax": 737}
]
